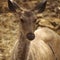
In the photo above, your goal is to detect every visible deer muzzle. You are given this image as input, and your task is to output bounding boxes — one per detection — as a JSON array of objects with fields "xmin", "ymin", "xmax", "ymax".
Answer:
[{"xmin": 26, "ymin": 32, "xmax": 35, "ymax": 40}]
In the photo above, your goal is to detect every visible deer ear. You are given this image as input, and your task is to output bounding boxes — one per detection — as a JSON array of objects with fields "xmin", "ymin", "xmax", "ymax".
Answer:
[
  {"xmin": 33, "ymin": 0, "xmax": 47, "ymax": 13},
  {"xmin": 8, "ymin": 0, "xmax": 20, "ymax": 12}
]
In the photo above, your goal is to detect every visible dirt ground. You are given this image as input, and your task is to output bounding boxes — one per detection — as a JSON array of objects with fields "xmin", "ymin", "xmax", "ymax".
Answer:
[{"xmin": 0, "ymin": 0, "xmax": 60, "ymax": 60}]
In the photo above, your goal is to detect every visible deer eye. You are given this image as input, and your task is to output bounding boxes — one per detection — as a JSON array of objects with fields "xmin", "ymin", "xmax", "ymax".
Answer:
[
  {"xmin": 21, "ymin": 19, "xmax": 25, "ymax": 23},
  {"xmin": 33, "ymin": 19, "xmax": 36, "ymax": 23}
]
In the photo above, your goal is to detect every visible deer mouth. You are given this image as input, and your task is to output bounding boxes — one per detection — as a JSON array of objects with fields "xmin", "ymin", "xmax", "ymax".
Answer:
[{"xmin": 26, "ymin": 32, "xmax": 35, "ymax": 40}]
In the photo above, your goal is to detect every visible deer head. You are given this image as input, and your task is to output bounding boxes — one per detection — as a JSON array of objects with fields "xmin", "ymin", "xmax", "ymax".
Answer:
[{"xmin": 8, "ymin": 0, "xmax": 47, "ymax": 40}]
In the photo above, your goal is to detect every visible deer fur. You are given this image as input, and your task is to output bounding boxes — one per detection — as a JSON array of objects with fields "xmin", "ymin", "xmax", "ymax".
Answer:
[
  {"xmin": 27, "ymin": 39, "xmax": 56, "ymax": 60},
  {"xmin": 10, "ymin": 27, "xmax": 58, "ymax": 60},
  {"xmin": 34, "ymin": 27, "xmax": 60, "ymax": 60}
]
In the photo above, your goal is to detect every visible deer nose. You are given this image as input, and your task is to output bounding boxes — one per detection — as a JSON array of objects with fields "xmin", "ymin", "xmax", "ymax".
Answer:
[{"xmin": 26, "ymin": 32, "xmax": 35, "ymax": 40}]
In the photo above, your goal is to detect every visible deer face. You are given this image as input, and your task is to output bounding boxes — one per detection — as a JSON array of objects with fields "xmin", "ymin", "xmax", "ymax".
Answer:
[
  {"xmin": 20, "ymin": 11, "xmax": 37, "ymax": 40},
  {"xmin": 8, "ymin": 0, "xmax": 47, "ymax": 40}
]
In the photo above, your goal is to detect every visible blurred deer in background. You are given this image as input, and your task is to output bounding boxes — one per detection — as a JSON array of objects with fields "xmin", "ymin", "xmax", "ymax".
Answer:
[
  {"xmin": 34, "ymin": 27, "xmax": 60, "ymax": 60},
  {"xmin": 8, "ymin": 0, "xmax": 57, "ymax": 60}
]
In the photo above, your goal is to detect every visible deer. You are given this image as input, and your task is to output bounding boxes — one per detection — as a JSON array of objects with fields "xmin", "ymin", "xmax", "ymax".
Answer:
[
  {"xmin": 8, "ymin": 0, "xmax": 56, "ymax": 60},
  {"xmin": 34, "ymin": 27, "xmax": 60, "ymax": 60}
]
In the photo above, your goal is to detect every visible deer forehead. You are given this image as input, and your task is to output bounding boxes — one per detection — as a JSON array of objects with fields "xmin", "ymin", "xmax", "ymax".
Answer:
[
  {"xmin": 21, "ymin": 11, "xmax": 35, "ymax": 17},
  {"xmin": 20, "ymin": 11, "xmax": 37, "ymax": 22}
]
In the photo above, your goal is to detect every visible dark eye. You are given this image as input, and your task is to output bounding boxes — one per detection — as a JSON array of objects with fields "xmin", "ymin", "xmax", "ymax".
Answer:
[
  {"xmin": 33, "ymin": 19, "xmax": 36, "ymax": 23},
  {"xmin": 21, "ymin": 19, "xmax": 25, "ymax": 23}
]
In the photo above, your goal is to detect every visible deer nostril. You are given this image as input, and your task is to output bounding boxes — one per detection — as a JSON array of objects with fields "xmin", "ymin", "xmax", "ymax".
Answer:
[{"xmin": 26, "ymin": 32, "xmax": 35, "ymax": 40}]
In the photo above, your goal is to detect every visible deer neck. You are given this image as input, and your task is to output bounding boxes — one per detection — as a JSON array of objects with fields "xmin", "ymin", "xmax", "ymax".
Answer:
[{"xmin": 16, "ymin": 32, "xmax": 30, "ymax": 60}]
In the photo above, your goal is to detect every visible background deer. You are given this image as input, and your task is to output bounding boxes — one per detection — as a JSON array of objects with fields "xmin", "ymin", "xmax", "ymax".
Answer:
[
  {"xmin": 34, "ymin": 27, "xmax": 60, "ymax": 60},
  {"xmin": 8, "ymin": 0, "xmax": 56, "ymax": 60}
]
